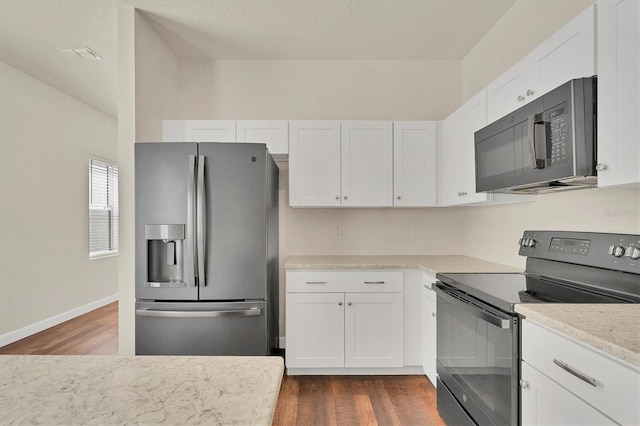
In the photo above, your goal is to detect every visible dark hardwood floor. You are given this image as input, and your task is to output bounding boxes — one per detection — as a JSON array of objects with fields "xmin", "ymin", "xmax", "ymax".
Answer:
[
  {"xmin": 0, "ymin": 302, "xmax": 119, "ymax": 355},
  {"xmin": 273, "ymin": 374, "xmax": 445, "ymax": 426},
  {"xmin": 0, "ymin": 302, "xmax": 445, "ymax": 425}
]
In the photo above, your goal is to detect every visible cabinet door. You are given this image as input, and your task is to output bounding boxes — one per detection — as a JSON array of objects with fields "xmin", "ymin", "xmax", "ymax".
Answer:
[
  {"xmin": 438, "ymin": 107, "xmax": 465, "ymax": 206},
  {"xmin": 236, "ymin": 120, "xmax": 288, "ymax": 156},
  {"xmin": 285, "ymin": 292, "xmax": 344, "ymax": 368},
  {"xmin": 341, "ymin": 121, "xmax": 393, "ymax": 207},
  {"xmin": 597, "ymin": 0, "xmax": 640, "ymax": 187},
  {"xmin": 288, "ymin": 121, "xmax": 341, "ymax": 207},
  {"xmin": 461, "ymin": 89, "xmax": 490, "ymax": 204},
  {"xmin": 521, "ymin": 362, "xmax": 615, "ymax": 426},
  {"xmin": 162, "ymin": 120, "xmax": 237, "ymax": 142},
  {"xmin": 344, "ymin": 292, "xmax": 403, "ymax": 368},
  {"xmin": 533, "ymin": 5, "xmax": 595, "ymax": 97},
  {"xmin": 422, "ymin": 276, "xmax": 437, "ymax": 387},
  {"xmin": 393, "ymin": 121, "xmax": 437, "ymax": 207},
  {"xmin": 486, "ymin": 58, "xmax": 537, "ymax": 123}
]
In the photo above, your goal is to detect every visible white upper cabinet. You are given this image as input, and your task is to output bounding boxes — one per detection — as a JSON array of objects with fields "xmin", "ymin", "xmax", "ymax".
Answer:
[
  {"xmin": 486, "ymin": 58, "xmax": 537, "ymax": 124},
  {"xmin": 438, "ymin": 105, "xmax": 464, "ymax": 206},
  {"xmin": 341, "ymin": 121, "xmax": 393, "ymax": 207},
  {"xmin": 596, "ymin": 0, "xmax": 640, "ymax": 187},
  {"xmin": 162, "ymin": 120, "xmax": 237, "ymax": 142},
  {"xmin": 236, "ymin": 120, "xmax": 289, "ymax": 156},
  {"xmin": 487, "ymin": 5, "xmax": 595, "ymax": 123},
  {"xmin": 461, "ymin": 90, "xmax": 491, "ymax": 204},
  {"xmin": 162, "ymin": 120, "xmax": 289, "ymax": 156},
  {"xmin": 288, "ymin": 121, "xmax": 342, "ymax": 207},
  {"xmin": 532, "ymin": 5, "xmax": 595, "ymax": 96},
  {"xmin": 393, "ymin": 122, "xmax": 437, "ymax": 207}
]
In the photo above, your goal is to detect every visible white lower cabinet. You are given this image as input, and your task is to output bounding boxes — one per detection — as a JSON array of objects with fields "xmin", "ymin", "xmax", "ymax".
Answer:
[
  {"xmin": 521, "ymin": 362, "xmax": 615, "ymax": 426},
  {"xmin": 521, "ymin": 319, "xmax": 640, "ymax": 426},
  {"xmin": 285, "ymin": 270, "xmax": 404, "ymax": 372},
  {"xmin": 421, "ymin": 273, "xmax": 437, "ymax": 387},
  {"xmin": 285, "ymin": 292, "xmax": 345, "ymax": 368},
  {"xmin": 344, "ymin": 292, "xmax": 403, "ymax": 368}
]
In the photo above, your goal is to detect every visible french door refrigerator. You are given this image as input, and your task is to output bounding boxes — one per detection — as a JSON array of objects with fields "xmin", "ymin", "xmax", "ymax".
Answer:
[{"xmin": 134, "ymin": 142, "xmax": 279, "ymax": 356}]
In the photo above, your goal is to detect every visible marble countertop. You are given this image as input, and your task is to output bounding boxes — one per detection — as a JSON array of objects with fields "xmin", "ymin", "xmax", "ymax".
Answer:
[
  {"xmin": 516, "ymin": 304, "xmax": 640, "ymax": 368},
  {"xmin": 284, "ymin": 255, "xmax": 522, "ymax": 275},
  {"xmin": 0, "ymin": 355, "xmax": 284, "ymax": 425}
]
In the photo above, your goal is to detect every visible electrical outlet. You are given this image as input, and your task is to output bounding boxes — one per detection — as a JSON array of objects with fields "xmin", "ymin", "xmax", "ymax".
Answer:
[
  {"xmin": 338, "ymin": 227, "xmax": 346, "ymax": 239},
  {"xmin": 411, "ymin": 227, "xmax": 420, "ymax": 240}
]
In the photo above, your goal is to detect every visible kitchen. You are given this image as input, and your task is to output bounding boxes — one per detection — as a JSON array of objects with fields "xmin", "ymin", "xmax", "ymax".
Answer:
[{"xmin": 1, "ymin": 0, "xmax": 639, "ymax": 424}]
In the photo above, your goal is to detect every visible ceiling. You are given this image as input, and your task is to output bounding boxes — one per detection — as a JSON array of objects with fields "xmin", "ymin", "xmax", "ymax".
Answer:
[{"xmin": 0, "ymin": 0, "xmax": 516, "ymax": 118}]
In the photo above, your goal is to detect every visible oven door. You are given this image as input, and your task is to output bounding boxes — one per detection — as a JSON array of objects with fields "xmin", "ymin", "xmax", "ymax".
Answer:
[{"xmin": 435, "ymin": 282, "xmax": 519, "ymax": 425}]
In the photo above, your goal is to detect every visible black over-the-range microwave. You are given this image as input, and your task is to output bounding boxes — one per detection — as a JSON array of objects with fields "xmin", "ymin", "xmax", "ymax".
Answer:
[{"xmin": 474, "ymin": 76, "xmax": 597, "ymax": 194}]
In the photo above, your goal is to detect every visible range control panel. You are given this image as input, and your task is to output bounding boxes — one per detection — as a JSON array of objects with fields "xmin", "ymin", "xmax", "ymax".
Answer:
[{"xmin": 518, "ymin": 230, "xmax": 640, "ymax": 274}]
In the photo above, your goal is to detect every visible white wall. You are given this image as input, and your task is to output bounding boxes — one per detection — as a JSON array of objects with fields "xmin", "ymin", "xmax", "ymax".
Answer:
[
  {"xmin": 118, "ymin": 8, "xmax": 180, "ymax": 355},
  {"xmin": 178, "ymin": 59, "xmax": 461, "ymax": 120},
  {"xmin": 459, "ymin": 0, "xmax": 640, "ymax": 269},
  {"xmin": 0, "ymin": 59, "xmax": 118, "ymax": 341}
]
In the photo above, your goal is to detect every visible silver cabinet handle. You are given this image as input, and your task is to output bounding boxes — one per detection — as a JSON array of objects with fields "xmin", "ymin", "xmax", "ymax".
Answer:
[
  {"xmin": 335, "ymin": 195, "xmax": 340, "ymax": 200},
  {"xmin": 364, "ymin": 281, "xmax": 385, "ymax": 284},
  {"xmin": 396, "ymin": 195, "xmax": 401, "ymax": 200},
  {"xmin": 423, "ymin": 284, "xmax": 434, "ymax": 292},
  {"xmin": 595, "ymin": 163, "xmax": 607, "ymax": 171},
  {"xmin": 347, "ymin": 302, "xmax": 352, "ymax": 306},
  {"xmin": 553, "ymin": 359, "xmax": 598, "ymax": 387},
  {"xmin": 196, "ymin": 155, "xmax": 206, "ymax": 287},
  {"xmin": 136, "ymin": 307, "xmax": 261, "ymax": 318},
  {"xmin": 186, "ymin": 155, "xmax": 197, "ymax": 287},
  {"xmin": 343, "ymin": 195, "xmax": 348, "ymax": 200},
  {"xmin": 305, "ymin": 281, "xmax": 327, "ymax": 285},
  {"xmin": 338, "ymin": 301, "xmax": 343, "ymax": 306},
  {"xmin": 526, "ymin": 89, "xmax": 535, "ymax": 96},
  {"xmin": 432, "ymin": 312, "xmax": 436, "ymax": 317},
  {"xmin": 457, "ymin": 191, "xmax": 467, "ymax": 197},
  {"xmin": 519, "ymin": 379, "xmax": 529, "ymax": 390},
  {"xmin": 517, "ymin": 95, "xmax": 525, "ymax": 101}
]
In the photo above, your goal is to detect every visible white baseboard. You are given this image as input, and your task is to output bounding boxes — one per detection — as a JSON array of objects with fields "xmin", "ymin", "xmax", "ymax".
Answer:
[
  {"xmin": 0, "ymin": 294, "xmax": 118, "ymax": 348},
  {"xmin": 278, "ymin": 336, "xmax": 286, "ymax": 349}
]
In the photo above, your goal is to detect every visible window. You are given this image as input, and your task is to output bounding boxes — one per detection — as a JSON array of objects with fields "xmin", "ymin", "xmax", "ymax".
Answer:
[{"xmin": 89, "ymin": 158, "xmax": 118, "ymax": 258}]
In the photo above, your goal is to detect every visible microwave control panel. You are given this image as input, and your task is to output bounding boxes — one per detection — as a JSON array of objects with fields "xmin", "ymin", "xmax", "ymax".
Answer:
[{"xmin": 549, "ymin": 104, "xmax": 568, "ymax": 165}]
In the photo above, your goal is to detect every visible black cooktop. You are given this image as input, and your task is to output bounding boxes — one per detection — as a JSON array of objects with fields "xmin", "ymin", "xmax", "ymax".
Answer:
[{"xmin": 435, "ymin": 272, "xmax": 640, "ymax": 314}]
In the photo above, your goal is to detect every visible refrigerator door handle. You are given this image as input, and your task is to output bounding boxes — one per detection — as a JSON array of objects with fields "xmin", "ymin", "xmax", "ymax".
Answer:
[
  {"xmin": 196, "ymin": 155, "xmax": 207, "ymax": 287},
  {"xmin": 186, "ymin": 155, "xmax": 197, "ymax": 287},
  {"xmin": 136, "ymin": 307, "xmax": 262, "ymax": 318}
]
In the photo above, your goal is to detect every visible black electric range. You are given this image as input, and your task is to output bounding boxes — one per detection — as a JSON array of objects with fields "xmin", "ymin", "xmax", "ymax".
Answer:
[{"xmin": 434, "ymin": 230, "xmax": 640, "ymax": 426}]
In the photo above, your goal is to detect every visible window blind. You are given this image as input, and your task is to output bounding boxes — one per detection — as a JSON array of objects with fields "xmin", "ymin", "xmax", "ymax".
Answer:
[{"xmin": 89, "ymin": 158, "xmax": 119, "ymax": 257}]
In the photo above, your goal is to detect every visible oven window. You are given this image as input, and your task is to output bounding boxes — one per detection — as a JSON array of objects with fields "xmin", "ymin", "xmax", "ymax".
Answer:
[{"xmin": 437, "ymin": 294, "xmax": 515, "ymax": 425}]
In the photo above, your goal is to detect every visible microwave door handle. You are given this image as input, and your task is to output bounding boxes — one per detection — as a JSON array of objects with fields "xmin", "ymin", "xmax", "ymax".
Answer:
[{"xmin": 528, "ymin": 113, "xmax": 550, "ymax": 169}]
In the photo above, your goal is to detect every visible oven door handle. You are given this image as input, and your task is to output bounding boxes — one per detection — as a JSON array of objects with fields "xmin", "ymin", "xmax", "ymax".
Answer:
[{"xmin": 434, "ymin": 284, "xmax": 512, "ymax": 330}]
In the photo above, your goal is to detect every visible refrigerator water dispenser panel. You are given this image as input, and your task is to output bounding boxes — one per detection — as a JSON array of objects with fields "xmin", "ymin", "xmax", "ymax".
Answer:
[{"xmin": 145, "ymin": 224, "xmax": 186, "ymax": 288}]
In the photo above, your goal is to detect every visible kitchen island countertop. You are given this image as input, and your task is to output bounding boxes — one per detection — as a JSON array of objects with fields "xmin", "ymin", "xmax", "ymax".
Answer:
[
  {"xmin": 515, "ymin": 304, "xmax": 640, "ymax": 368},
  {"xmin": 0, "ymin": 355, "xmax": 284, "ymax": 425},
  {"xmin": 284, "ymin": 255, "xmax": 522, "ymax": 275}
]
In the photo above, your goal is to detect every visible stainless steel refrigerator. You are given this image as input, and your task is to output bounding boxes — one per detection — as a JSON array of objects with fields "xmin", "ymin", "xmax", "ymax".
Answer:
[{"xmin": 134, "ymin": 142, "xmax": 279, "ymax": 356}]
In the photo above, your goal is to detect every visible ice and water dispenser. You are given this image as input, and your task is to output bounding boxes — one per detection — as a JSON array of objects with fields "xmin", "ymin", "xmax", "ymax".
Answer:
[{"xmin": 145, "ymin": 224, "xmax": 186, "ymax": 287}]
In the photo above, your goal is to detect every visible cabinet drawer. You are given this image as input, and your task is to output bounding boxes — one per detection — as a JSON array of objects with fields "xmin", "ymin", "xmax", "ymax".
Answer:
[
  {"xmin": 522, "ymin": 320, "xmax": 640, "ymax": 426},
  {"xmin": 286, "ymin": 270, "xmax": 403, "ymax": 293}
]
